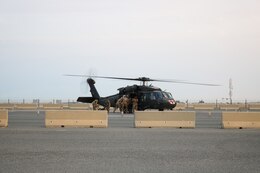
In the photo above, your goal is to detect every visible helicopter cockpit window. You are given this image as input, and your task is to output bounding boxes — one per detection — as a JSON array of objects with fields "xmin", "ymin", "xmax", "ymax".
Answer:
[
  {"xmin": 153, "ymin": 92, "xmax": 163, "ymax": 99},
  {"xmin": 162, "ymin": 92, "xmax": 173, "ymax": 99},
  {"xmin": 141, "ymin": 92, "xmax": 163, "ymax": 101},
  {"xmin": 142, "ymin": 93, "xmax": 150, "ymax": 101},
  {"xmin": 149, "ymin": 92, "xmax": 163, "ymax": 100},
  {"xmin": 150, "ymin": 94, "xmax": 156, "ymax": 100},
  {"xmin": 167, "ymin": 92, "xmax": 173, "ymax": 99}
]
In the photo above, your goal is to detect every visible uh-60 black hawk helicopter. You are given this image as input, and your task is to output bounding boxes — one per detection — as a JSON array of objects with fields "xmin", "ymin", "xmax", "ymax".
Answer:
[{"xmin": 65, "ymin": 75, "xmax": 219, "ymax": 113}]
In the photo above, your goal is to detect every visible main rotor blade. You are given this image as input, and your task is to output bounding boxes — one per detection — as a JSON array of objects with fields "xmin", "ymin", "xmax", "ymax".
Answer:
[
  {"xmin": 64, "ymin": 75, "xmax": 185, "ymax": 84},
  {"xmin": 64, "ymin": 74, "xmax": 141, "ymax": 81},
  {"xmin": 64, "ymin": 74, "xmax": 220, "ymax": 86},
  {"xmin": 158, "ymin": 80, "xmax": 221, "ymax": 86},
  {"xmin": 146, "ymin": 78, "xmax": 220, "ymax": 86}
]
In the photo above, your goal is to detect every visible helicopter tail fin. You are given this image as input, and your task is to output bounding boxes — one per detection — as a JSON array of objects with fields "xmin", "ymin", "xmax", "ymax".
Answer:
[
  {"xmin": 87, "ymin": 78, "xmax": 100, "ymax": 99},
  {"xmin": 77, "ymin": 78, "xmax": 100, "ymax": 103}
]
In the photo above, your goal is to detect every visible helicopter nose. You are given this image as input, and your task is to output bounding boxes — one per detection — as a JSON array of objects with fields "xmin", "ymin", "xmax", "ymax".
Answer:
[{"xmin": 168, "ymin": 100, "xmax": 175, "ymax": 105}]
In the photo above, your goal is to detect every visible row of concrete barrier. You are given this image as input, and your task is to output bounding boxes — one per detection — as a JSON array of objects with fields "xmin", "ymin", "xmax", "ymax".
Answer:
[
  {"xmin": 1, "ymin": 110, "xmax": 260, "ymax": 129},
  {"xmin": 45, "ymin": 111, "xmax": 196, "ymax": 128},
  {"xmin": 0, "ymin": 103, "xmax": 91, "ymax": 110},
  {"xmin": 1, "ymin": 103, "xmax": 260, "ymax": 111},
  {"xmin": 136, "ymin": 111, "xmax": 260, "ymax": 129},
  {"xmin": 176, "ymin": 103, "xmax": 260, "ymax": 111}
]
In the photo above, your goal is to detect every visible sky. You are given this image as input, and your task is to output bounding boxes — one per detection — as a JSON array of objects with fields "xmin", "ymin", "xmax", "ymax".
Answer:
[{"xmin": 0, "ymin": 0, "xmax": 259, "ymax": 102}]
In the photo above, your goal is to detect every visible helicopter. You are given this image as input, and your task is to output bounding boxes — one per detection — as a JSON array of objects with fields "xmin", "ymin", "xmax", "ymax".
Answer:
[{"xmin": 65, "ymin": 75, "xmax": 219, "ymax": 112}]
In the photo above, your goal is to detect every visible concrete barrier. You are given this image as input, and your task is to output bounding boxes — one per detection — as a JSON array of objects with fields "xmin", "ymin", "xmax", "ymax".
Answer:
[
  {"xmin": 175, "ymin": 103, "xmax": 186, "ymax": 110},
  {"xmin": 15, "ymin": 104, "xmax": 38, "ymax": 110},
  {"xmin": 249, "ymin": 104, "xmax": 260, "ymax": 111},
  {"xmin": 43, "ymin": 104, "xmax": 63, "ymax": 110},
  {"xmin": 219, "ymin": 104, "xmax": 240, "ymax": 111},
  {"xmin": 45, "ymin": 110, "xmax": 108, "ymax": 128},
  {"xmin": 0, "ymin": 104, "xmax": 15, "ymax": 110},
  {"xmin": 222, "ymin": 112, "xmax": 260, "ymax": 129},
  {"xmin": 0, "ymin": 110, "xmax": 8, "ymax": 127},
  {"xmin": 68, "ymin": 103, "xmax": 91, "ymax": 110},
  {"xmin": 135, "ymin": 111, "xmax": 195, "ymax": 128},
  {"xmin": 193, "ymin": 104, "xmax": 215, "ymax": 110}
]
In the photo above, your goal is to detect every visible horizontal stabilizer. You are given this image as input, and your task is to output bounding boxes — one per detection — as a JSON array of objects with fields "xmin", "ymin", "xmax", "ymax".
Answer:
[{"xmin": 77, "ymin": 97, "xmax": 96, "ymax": 103}]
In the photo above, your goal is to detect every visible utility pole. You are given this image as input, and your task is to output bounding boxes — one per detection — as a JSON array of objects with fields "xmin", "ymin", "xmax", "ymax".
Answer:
[{"xmin": 229, "ymin": 78, "xmax": 233, "ymax": 104}]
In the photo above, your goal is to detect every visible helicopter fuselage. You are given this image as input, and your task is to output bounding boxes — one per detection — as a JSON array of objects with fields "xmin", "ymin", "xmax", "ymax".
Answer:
[{"xmin": 77, "ymin": 78, "xmax": 177, "ymax": 112}]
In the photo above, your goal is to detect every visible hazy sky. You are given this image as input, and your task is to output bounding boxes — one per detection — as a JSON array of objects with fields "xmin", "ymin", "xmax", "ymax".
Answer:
[{"xmin": 0, "ymin": 0, "xmax": 259, "ymax": 102}]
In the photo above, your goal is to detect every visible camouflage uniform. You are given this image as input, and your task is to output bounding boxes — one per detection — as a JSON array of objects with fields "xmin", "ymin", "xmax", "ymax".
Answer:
[
  {"xmin": 105, "ymin": 99, "xmax": 111, "ymax": 113},
  {"xmin": 92, "ymin": 99, "xmax": 99, "ymax": 110},
  {"xmin": 114, "ymin": 97, "xmax": 123, "ymax": 113},
  {"xmin": 121, "ymin": 95, "xmax": 129, "ymax": 113}
]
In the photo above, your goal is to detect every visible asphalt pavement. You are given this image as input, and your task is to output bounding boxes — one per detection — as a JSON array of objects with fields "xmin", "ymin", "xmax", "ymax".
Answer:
[{"xmin": 0, "ymin": 111, "xmax": 260, "ymax": 173}]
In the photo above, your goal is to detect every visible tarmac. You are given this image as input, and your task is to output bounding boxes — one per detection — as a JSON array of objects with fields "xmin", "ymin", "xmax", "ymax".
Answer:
[{"xmin": 0, "ymin": 111, "xmax": 260, "ymax": 173}]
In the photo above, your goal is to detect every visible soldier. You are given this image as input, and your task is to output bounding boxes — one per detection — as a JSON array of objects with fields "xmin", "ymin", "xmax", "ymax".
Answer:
[
  {"xmin": 121, "ymin": 95, "xmax": 129, "ymax": 114},
  {"xmin": 104, "ymin": 99, "xmax": 111, "ymax": 113},
  {"xmin": 113, "ymin": 97, "xmax": 123, "ymax": 113},
  {"xmin": 92, "ymin": 99, "xmax": 99, "ymax": 110},
  {"xmin": 132, "ymin": 96, "xmax": 138, "ymax": 113}
]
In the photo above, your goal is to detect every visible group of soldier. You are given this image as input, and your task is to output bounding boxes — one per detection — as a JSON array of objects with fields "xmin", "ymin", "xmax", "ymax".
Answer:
[
  {"xmin": 91, "ymin": 95, "xmax": 138, "ymax": 114},
  {"xmin": 92, "ymin": 99, "xmax": 111, "ymax": 112}
]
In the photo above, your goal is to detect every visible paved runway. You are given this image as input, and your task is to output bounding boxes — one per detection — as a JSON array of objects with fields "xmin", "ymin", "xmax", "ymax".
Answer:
[{"xmin": 0, "ymin": 111, "xmax": 260, "ymax": 173}]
